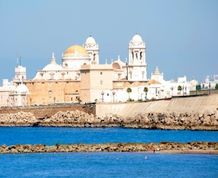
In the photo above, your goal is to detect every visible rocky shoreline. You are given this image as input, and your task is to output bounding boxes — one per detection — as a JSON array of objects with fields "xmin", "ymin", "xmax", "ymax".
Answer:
[
  {"xmin": 0, "ymin": 110, "xmax": 218, "ymax": 130},
  {"xmin": 0, "ymin": 142, "xmax": 217, "ymax": 154}
]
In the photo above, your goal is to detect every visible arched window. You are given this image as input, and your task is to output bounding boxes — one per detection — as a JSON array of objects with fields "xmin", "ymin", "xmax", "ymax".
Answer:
[{"xmin": 140, "ymin": 52, "xmax": 143, "ymax": 60}]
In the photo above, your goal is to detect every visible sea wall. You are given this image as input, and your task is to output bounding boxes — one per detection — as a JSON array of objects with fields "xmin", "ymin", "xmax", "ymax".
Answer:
[
  {"xmin": 0, "ymin": 142, "xmax": 217, "ymax": 154},
  {"xmin": 96, "ymin": 94, "xmax": 218, "ymax": 117}
]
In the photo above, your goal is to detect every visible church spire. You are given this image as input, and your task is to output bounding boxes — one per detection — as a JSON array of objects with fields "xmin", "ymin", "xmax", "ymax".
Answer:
[
  {"xmin": 50, "ymin": 52, "xmax": 56, "ymax": 64},
  {"xmin": 154, "ymin": 66, "xmax": 160, "ymax": 75}
]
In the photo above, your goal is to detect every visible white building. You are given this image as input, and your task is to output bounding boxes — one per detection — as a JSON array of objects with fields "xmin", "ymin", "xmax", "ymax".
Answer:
[
  {"xmin": 0, "ymin": 79, "xmax": 29, "ymax": 107},
  {"xmin": 201, "ymin": 75, "xmax": 218, "ymax": 89}
]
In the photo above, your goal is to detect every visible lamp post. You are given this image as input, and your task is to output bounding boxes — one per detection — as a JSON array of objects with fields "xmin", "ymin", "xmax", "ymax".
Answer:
[
  {"xmin": 171, "ymin": 87, "xmax": 173, "ymax": 97},
  {"xmin": 101, "ymin": 91, "xmax": 104, "ymax": 102},
  {"xmin": 112, "ymin": 91, "xmax": 116, "ymax": 103}
]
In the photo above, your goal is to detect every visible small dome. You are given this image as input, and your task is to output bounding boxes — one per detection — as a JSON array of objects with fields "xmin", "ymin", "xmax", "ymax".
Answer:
[
  {"xmin": 85, "ymin": 36, "xmax": 96, "ymax": 45},
  {"xmin": 43, "ymin": 53, "xmax": 63, "ymax": 71},
  {"xmin": 16, "ymin": 83, "xmax": 29, "ymax": 94},
  {"xmin": 132, "ymin": 34, "xmax": 143, "ymax": 43},
  {"xmin": 63, "ymin": 45, "xmax": 89, "ymax": 58},
  {"xmin": 43, "ymin": 63, "xmax": 63, "ymax": 71},
  {"xmin": 112, "ymin": 62, "xmax": 121, "ymax": 69},
  {"xmin": 112, "ymin": 58, "xmax": 125, "ymax": 70}
]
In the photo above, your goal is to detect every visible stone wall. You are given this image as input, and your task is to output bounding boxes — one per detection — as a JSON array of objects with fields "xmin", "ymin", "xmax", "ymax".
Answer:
[{"xmin": 0, "ymin": 103, "xmax": 95, "ymax": 119}]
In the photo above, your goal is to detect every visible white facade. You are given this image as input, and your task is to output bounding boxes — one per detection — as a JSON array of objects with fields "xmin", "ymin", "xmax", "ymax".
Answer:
[
  {"xmin": 201, "ymin": 75, "xmax": 218, "ymax": 89},
  {"xmin": 105, "ymin": 67, "xmax": 192, "ymax": 103}
]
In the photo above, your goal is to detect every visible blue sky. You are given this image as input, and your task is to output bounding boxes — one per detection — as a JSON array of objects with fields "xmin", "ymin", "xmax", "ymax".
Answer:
[{"xmin": 0, "ymin": 0, "xmax": 218, "ymax": 81}]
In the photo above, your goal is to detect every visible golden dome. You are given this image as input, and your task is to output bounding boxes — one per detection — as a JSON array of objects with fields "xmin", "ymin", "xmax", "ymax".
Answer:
[{"xmin": 63, "ymin": 45, "xmax": 89, "ymax": 58}]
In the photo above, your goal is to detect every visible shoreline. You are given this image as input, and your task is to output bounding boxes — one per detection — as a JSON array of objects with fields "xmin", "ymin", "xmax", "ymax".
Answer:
[
  {"xmin": 0, "ymin": 124, "xmax": 217, "ymax": 131},
  {"xmin": 1, "ymin": 142, "xmax": 217, "ymax": 154},
  {"xmin": 0, "ymin": 124, "xmax": 218, "ymax": 131},
  {"xmin": 0, "ymin": 109, "xmax": 218, "ymax": 130}
]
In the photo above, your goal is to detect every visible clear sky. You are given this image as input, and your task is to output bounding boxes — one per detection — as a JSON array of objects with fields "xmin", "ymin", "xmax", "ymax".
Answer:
[{"xmin": 0, "ymin": 0, "xmax": 217, "ymax": 81}]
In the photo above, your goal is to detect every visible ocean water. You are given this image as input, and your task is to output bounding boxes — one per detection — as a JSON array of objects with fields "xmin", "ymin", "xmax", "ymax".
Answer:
[
  {"xmin": 0, "ymin": 127, "xmax": 217, "ymax": 177},
  {"xmin": 0, "ymin": 152, "xmax": 218, "ymax": 178},
  {"xmin": 0, "ymin": 127, "xmax": 217, "ymax": 145}
]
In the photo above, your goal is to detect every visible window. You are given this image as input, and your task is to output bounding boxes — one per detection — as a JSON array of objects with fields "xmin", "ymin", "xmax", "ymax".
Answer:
[
  {"xmin": 93, "ymin": 53, "xmax": 96, "ymax": 61},
  {"xmin": 140, "ymin": 52, "xmax": 143, "ymax": 60}
]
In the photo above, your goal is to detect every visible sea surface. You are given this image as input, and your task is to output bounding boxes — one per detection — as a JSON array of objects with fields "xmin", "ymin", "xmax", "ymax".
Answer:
[
  {"xmin": 0, "ymin": 152, "xmax": 218, "ymax": 178},
  {"xmin": 0, "ymin": 127, "xmax": 217, "ymax": 145},
  {"xmin": 0, "ymin": 127, "xmax": 218, "ymax": 178}
]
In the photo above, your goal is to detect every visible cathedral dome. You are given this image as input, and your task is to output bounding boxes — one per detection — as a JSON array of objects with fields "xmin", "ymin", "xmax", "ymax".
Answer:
[
  {"xmin": 129, "ymin": 34, "xmax": 145, "ymax": 47},
  {"xmin": 85, "ymin": 36, "xmax": 96, "ymax": 45},
  {"xmin": 131, "ymin": 34, "xmax": 143, "ymax": 43},
  {"xmin": 43, "ymin": 63, "xmax": 63, "ymax": 71},
  {"xmin": 63, "ymin": 45, "xmax": 89, "ymax": 58}
]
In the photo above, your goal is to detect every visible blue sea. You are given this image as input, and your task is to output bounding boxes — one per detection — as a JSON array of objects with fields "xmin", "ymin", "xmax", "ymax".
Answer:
[
  {"xmin": 0, "ymin": 127, "xmax": 218, "ymax": 178},
  {"xmin": 0, "ymin": 127, "xmax": 217, "ymax": 145}
]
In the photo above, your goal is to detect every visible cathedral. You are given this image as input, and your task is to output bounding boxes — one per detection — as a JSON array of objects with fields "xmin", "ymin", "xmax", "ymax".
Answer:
[
  {"xmin": 0, "ymin": 34, "xmax": 192, "ymax": 106},
  {"xmin": 25, "ymin": 34, "xmax": 148, "ymax": 105},
  {"xmin": 33, "ymin": 34, "xmax": 147, "ymax": 82}
]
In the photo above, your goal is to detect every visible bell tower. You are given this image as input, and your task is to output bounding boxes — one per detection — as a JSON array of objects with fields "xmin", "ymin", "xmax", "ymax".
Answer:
[
  {"xmin": 128, "ymin": 34, "xmax": 147, "ymax": 81},
  {"xmin": 84, "ymin": 36, "xmax": 99, "ymax": 64},
  {"xmin": 14, "ymin": 57, "xmax": 27, "ymax": 81}
]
